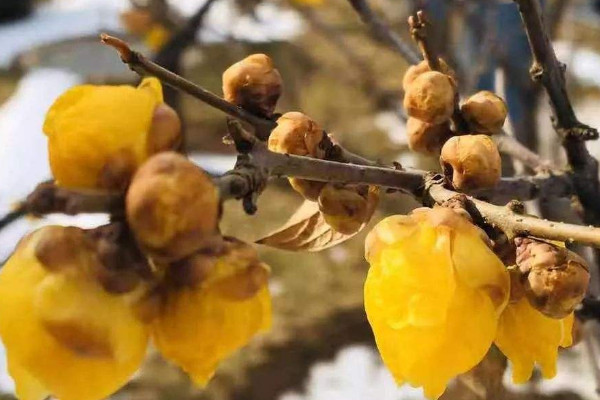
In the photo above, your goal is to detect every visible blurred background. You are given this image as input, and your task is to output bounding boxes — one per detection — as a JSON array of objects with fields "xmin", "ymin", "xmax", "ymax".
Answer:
[{"xmin": 2, "ymin": 0, "xmax": 600, "ymax": 399}]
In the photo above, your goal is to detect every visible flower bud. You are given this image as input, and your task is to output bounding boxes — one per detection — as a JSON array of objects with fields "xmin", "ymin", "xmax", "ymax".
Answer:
[
  {"xmin": 126, "ymin": 152, "xmax": 220, "ymax": 262},
  {"xmin": 222, "ymin": 54, "xmax": 282, "ymax": 118},
  {"xmin": 402, "ymin": 59, "xmax": 456, "ymax": 91},
  {"xmin": 268, "ymin": 112, "xmax": 326, "ymax": 200},
  {"xmin": 318, "ymin": 184, "xmax": 369, "ymax": 235},
  {"xmin": 461, "ymin": 91, "xmax": 508, "ymax": 134},
  {"xmin": 403, "ymin": 71, "xmax": 456, "ymax": 125},
  {"xmin": 406, "ymin": 117, "xmax": 453, "ymax": 155},
  {"xmin": 268, "ymin": 112, "xmax": 325, "ymax": 158},
  {"xmin": 440, "ymin": 134, "xmax": 501, "ymax": 190},
  {"xmin": 515, "ymin": 237, "xmax": 589, "ymax": 319}
]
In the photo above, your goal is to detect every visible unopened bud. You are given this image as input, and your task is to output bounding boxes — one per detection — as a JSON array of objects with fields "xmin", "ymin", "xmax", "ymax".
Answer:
[
  {"xmin": 222, "ymin": 54, "xmax": 282, "ymax": 118},
  {"xmin": 461, "ymin": 91, "xmax": 508, "ymax": 134},
  {"xmin": 402, "ymin": 59, "xmax": 456, "ymax": 91},
  {"xmin": 406, "ymin": 117, "xmax": 453, "ymax": 155},
  {"xmin": 440, "ymin": 134, "xmax": 501, "ymax": 190},
  {"xmin": 515, "ymin": 237, "xmax": 589, "ymax": 319},
  {"xmin": 403, "ymin": 71, "xmax": 456, "ymax": 125}
]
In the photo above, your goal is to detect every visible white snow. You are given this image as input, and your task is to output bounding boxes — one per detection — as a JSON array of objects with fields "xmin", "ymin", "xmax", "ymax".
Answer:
[{"xmin": 279, "ymin": 345, "xmax": 426, "ymax": 400}]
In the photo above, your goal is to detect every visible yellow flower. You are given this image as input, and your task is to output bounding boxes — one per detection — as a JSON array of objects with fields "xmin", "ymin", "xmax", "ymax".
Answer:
[
  {"xmin": 145, "ymin": 24, "xmax": 171, "ymax": 52},
  {"xmin": 0, "ymin": 227, "xmax": 149, "ymax": 400},
  {"xmin": 151, "ymin": 240, "xmax": 272, "ymax": 386},
  {"xmin": 364, "ymin": 208, "xmax": 509, "ymax": 399},
  {"xmin": 43, "ymin": 78, "xmax": 164, "ymax": 190},
  {"xmin": 495, "ymin": 298, "xmax": 574, "ymax": 384}
]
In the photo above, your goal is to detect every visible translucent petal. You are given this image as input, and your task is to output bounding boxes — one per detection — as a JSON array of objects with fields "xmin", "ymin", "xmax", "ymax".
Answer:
[
  {"xmin": 495, "ymin": 298, "xmax": 573, "ymax": 384},
  {"xmin": 152, "ymin": 259, "xmax": 272, "ymax": 386},
  {"xmin": 43, "ymin": 78, "xmax": 163, "ymax": 188},
  {"xmin": 0, "ymin": 228, "xmax": 149, "ymax": 400},
  {"xmin": 451, "ymin": 229, "xmax": 510, "ymax": 314},
  {"xmin": 364, "ymin": 209, "xmax": 508, "ymax": 399}
]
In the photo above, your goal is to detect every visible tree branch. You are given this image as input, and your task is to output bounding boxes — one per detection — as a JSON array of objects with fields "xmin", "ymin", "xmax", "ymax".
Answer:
[
  {"xmin": 425, "ymin": 177, "xmax": 600, "ymax": 248},
  {"xmin": 345, "ymin": 0, "xmax": 421, "ymax": 64},
  {"xmin": 514, "ymin": 0, "xmax": 600, "ymax": 227},
  {"xmin": 94, "ymin": 32, "xmax": 600, "ymax": 250}
]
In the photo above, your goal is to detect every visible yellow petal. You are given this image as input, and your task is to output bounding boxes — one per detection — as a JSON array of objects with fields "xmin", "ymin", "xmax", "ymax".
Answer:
[
  {"xmin": 0, "ymin": 227, "xmax": 149, "ymax": 400},
  {"xmin": 152, "ymin": 257, "xmax": 272, "ymax": 386},
  {"xmin": 43, "ymin": 78, "xmax": 164, "ymax": 189},
  {"xmin": 495, "ymin": 298, "xmax": 573, "ymax": 384},
  {"xmin": 364, "ymin": 209, "xmax": 508, "ymax": 399}
]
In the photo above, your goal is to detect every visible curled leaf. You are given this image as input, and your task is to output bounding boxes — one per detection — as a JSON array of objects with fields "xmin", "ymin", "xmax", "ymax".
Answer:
[{"xmin": 256, "ymin": 189, "xmax": 378, "ymax": 252}]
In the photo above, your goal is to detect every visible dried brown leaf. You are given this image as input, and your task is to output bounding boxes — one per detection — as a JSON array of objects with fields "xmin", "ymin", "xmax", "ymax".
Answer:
[{"xmin": 256, "ymin": 187, "xmax": 380, "ymax": 252}]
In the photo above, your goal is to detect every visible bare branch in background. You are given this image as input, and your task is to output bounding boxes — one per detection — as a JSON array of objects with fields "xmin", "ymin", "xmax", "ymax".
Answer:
[
  {"xmin": 514, "ymin": 0, "xmax": 600, "ymax": 228},
  {"xmin": 294, "ymin": 5, "xmax": 405, "ymax": 118},
  {"xmin": 345, "ymin": 0, "xmax": 421, "ymax": 64}
]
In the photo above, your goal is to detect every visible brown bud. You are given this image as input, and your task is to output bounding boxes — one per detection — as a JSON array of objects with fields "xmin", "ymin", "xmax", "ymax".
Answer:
[
  {"xmin": 406, "ymin": 117, "xmax": 453, "ymax": 155},
  {"xmin": 515, "ymin": 237, "xmax": 590, "ymax": 319},
  {"xmin": 126, "ymin": 151, "xmax": 220, "ymax": 262},
  {"xmin": 440, "ymin": 134, "xmax": 501, "ymax": 190},
  {"xmin": 402, "ymin": 59, "xmax": 456, "ymax": 91},
  {"xmin": 461, "ymin": 91, "xmax": 508, "ymax": 134},
  {"xmin": 318, "ymin": 184, "xmax": 369, "ymax": 235},
  {"xmin": 269, "ymin": 112, "xmax": 326, "ymax": 200},
  {"xmin": 403, "ymin": 71, "xmax": 456, "ymax": 125},
  {"xmin": 268, "ymin": 112, "xmax": 325, "ymax": 158},
  {"xmin": 147, "ymin": 103, "xmax": 182, "ymax": 154},
  {"xmin": 222, "ymin": 53, "xmax": 282, "ymax": 118}
]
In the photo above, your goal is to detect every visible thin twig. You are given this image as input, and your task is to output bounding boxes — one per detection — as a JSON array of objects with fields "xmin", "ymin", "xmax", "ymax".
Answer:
[
  {"xmin": 345, "ymin": 0, "xmax": 421, "ymax": 64},
  {"xmin": 408, "ymin": 10, "xmax": 470, "ymax": 133},
  {"xmin": 101, "ymin": 34, "xmax": 376, "ymax": 166},
  {"xmin": 101, "ymin": 34, "xmax": 275, "ymax": 138},
  {"xmin": 0, "ymin": 207, "xmax": 27, "ymax": 230}
]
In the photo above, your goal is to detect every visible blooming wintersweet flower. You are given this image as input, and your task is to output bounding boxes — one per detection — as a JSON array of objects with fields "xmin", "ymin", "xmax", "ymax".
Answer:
[
  {"xmin": 43, "ymin": 78, "xmax": 166, "ymax": 190},
  {"xmin": 495, "ymin": 297, "xmax": 574, "ymax": 383},
  {"xmin": 0, "ymin": 227, "xmax": 149, "ymax": 400},
  {"xmin": 364, "ymin": 207, "xmax": 510, "ymax": 399},
  {"xmin": 151, "ymin": 239, "xmax": 272, "ymax": 386}
]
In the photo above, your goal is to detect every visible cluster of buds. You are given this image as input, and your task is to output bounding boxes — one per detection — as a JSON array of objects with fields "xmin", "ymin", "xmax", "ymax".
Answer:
[
  {"xmin": 220, "ymin": 54, "xmax": 379, "ymax": 235},
  {"xmin": 402, "ymin": 59, "xmax": 505, "ymax": 191},
  {"xmin": 0, "ymin": 76, "xmax": 273, "ymax": 400},
  {"xmin": 268, "ymin": 112, "xmax": 378, "ymax": 234}
]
